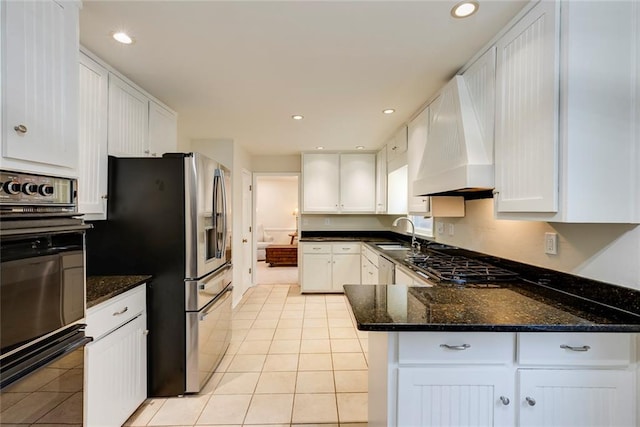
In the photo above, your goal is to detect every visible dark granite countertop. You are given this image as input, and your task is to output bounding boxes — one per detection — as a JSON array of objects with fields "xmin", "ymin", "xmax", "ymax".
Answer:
[
  {"xmin": 87, "ymin": 275, "xmax": 152, "ymax": 308},
  {"xmin": 343, "ymin": 284, "xmax": 640, "ymax": 332}
]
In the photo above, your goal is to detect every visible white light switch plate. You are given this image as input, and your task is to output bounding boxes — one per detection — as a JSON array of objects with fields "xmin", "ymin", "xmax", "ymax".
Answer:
[{"xmin": 544, "ymin": 232, "xmax": 558, "ymax": 255}]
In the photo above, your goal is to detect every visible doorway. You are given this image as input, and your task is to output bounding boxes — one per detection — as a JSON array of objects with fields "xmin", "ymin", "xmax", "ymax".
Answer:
[{"xmin": 253, "ymin": 173, "xmax": 299, "ymax": 285}]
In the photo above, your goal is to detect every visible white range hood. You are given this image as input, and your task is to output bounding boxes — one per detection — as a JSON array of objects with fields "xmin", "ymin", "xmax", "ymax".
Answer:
[{"xmin": 413, "ymin": 55, "xmax": 495, "ymax": 197}]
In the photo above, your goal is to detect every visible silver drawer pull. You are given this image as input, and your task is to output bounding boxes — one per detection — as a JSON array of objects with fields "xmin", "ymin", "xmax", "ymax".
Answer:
[
  {"xmin": 560, "ymin": 344, "xmax": 591, "ymax": 352},
  {"xmin": 143, "ymin": 329, "xmax": 150, "ymax": 336},
  {"xmin": 199, "ymin": 283, "xmax": 205, "ymax": 290},
  {"xmin": 14, "ymin": 124, "xmax": 27, "ymax": 134},
  {"xmin": 525, "ymin": 397, "xmax": 536, "ymax": 406},
  {"xmin": 342, "ymin": 248, "xmax": 351, "ymax": 250},
  {"xmin": 499, "ymin": 396, "xmax": 510, "ymax": 406},
  {"xmin": 313, "ymin": 247, "xmax": 322, "ymax": 250},
  {"xmin": 440, "ymin": 343, "xmax": 471, "ymax": 351},
  {"xmin": 112, "ymin": 306, "xmax": 128, "ymax": 316}
]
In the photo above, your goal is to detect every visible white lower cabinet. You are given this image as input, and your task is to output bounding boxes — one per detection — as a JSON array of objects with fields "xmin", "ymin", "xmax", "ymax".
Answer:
[
  {"xmin": 369, "ymin": 331, "xmax": 636, "ymax": 427},
  {"xmin": 85, "ymin": 285, "xmax": 147, "ymax": 426},
  {"xmin": 518, "ymin": 369, "xmax": 634, "ymax": 427},
  {"xmin": 398, "ymin": 368, "xmax": 514, "ymax": 427},
  {"xmin": 300, "ymin": 243, "xmax": 360, "ymax": 292}
]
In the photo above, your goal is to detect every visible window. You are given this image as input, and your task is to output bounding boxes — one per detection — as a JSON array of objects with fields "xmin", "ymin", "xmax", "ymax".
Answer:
[{"xmin": 409, "ymin": 215, "xmax": 433, "ymax": 238}]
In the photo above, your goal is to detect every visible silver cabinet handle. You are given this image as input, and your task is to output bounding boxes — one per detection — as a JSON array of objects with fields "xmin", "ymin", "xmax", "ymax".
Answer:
[
  {"xmin": 14, "ymin": 124, "xmax": 27, "ymax": 134},
  {"xmin": 198, "ymin": 283, "xmax": 205, "ymax": 290},
  {"xmin": 439, "ymin": 343, "xmax": 471, "ymax": 350},
  {"xmin": 312, "ymin": 247, "xmax": 322, "ymax": 250},
  {"xmin": 560, "ymin": 344, "xmax": 591, "ymax": 352},
  {"xmin": 499, "ymin": 396, "xmax": 510, "ymax": 406},
  {"xmin": 112, "ymin": 306, "xmax": 128, "ymax": 316},
  {"xmin": 144, "ymin": 149, "xmax": 150, "ymax": 154},
  {"xmin": 101, "ymin": 194, "xmax": 108, "ymax": 199},
  {"xmin": 143, "ymin": 329, "xmax": 150, "ymax": 336},
  {"xmin": 525, "ymin": 397, "xmax": 536, "ymax": 406}
]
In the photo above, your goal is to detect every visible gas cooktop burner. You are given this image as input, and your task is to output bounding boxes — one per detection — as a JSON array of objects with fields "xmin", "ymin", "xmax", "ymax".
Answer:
[{"xmin": 409, "ymin": 252, "xmax": 519, "ymax": 285}]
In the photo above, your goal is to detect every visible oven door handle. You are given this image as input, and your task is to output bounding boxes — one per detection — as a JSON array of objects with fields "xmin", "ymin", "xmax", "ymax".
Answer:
[
  {"xmin": 0, "ymin": 329, "xmax": 92, "ymax": 389},
  {"xmin": 0, "ymin": 223, "xmax": 92, "ymax": 238}
]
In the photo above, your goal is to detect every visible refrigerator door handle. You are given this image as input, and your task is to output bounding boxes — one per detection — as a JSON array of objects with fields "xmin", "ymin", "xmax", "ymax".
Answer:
[
  {"xmin": 219, "ymin": 168, "xmax": 228, "ymax": 259},
  {"xmin": 199, "ymin": 285, "xmax": 232, "ymax": 321}
]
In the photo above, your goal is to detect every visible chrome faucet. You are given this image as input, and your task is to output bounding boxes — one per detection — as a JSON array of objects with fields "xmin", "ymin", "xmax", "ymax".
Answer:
[{"xmin": 392, "ymin": 217, "xmax": 420, "ymax": 253}]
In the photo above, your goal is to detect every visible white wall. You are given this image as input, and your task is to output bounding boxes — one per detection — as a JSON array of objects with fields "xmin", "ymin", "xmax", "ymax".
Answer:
[
  {"xmin": 252, "ymin": 155, "xmax": 301, "ymax": 172},
  {"xmin": 435, "ymin": 199, "xmax": 640, "ymax": 291},
  {"xmin": 255, "ymin": 176, "xmax": 299, "ymax": 245},
  {"xmin": 189, "ymin": 139, "xmax": 253, "ymax": 307}
]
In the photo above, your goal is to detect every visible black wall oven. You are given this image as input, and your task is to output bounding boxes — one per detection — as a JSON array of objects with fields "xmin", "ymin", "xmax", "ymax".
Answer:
[{"xmin": 0, "ymin": 170, "xmax": 91, "ymax": 425}]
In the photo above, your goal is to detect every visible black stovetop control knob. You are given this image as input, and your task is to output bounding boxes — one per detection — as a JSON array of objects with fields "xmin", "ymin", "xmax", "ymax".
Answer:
[
  {"xmin": 22, "ymin": 183, "xmax": 39, "ymax": 195},
  {"xmin": 38, "ymin": 184, "xmax": 54, "ymax": 196},
  {"xmin": 4, "ymin": 181, "xmax": 22, "ymax": 195}
]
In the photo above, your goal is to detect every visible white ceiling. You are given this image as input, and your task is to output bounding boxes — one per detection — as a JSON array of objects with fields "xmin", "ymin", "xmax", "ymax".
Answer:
[{"xmin": 79, "ymin": 0, "xmax": 528, "ymax": 156}]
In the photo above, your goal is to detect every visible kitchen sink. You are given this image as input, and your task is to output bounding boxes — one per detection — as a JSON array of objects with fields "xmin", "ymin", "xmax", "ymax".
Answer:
[{"xmin": 376, "ymin": 243, "xmax": 410, "ymax": 251}]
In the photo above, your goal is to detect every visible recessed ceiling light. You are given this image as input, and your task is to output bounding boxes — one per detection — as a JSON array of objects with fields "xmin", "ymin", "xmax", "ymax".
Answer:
[
  {"xmin": 316, "ymin": 146, "xmax": 324, "ymax": 150},
  {"xmin": 451, "ymin": 1, "xmax": 479, "ymax": 18},
  {"xmin": 356, "ymin": 146, "xmax": 365, "ymax": 150},
  {"xmin": 382, "ymin": 109, "xmax": 395, "ymax": 114},
  {"xmin": 292, "ymin": 115, "xmax": 304, "ymax": 120},
  {"xmin": 112, "ymin": 31, "xmax": 134, "ymax": 44}
]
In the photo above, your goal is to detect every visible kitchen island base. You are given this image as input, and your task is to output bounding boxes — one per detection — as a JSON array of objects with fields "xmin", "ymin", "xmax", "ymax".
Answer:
[{"xmin": 368, "ymin": 331, "xmax": 637, "ymax": 427}]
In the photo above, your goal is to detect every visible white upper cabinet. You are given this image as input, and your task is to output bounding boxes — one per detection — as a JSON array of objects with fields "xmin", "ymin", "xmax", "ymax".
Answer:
[
  {"xmin": 386, "ymin": 126, "xmax": 408, "ymax": 176},
  {"xmin": 375, "ymin": 147, "xmax": 387, "ymax": 214},
  {"xmin": 2, "ymin": 0, "xmax": 79, "ymax": 176},
  {"xmin": 78, "ymin": 52, "xmax": 109, "ymax": 219},
  {"xmin": 302, "ymin": 153, "xmax": 340, "ymax": 213},
  {"xmin": 302, "ymin": 153, "xmax": 376, "ymax": 214},
  {"xmin": 495, "ymin": 0, "xmax": 640, "ymax": 223},
  {"xmin": 340, "ymin": 153, "xmax": 376, "ymax": 212},
  {"xmin": 494, "ymin": 1, "xmax": 559, "ymax": 214},
  {"xmin": 108, "ymin": 74, "xmax": 150, "ymax": 157},
  {"xmin": 148, "ymin": 101, "xmax": 178, "ymax": 157},
  {"xmin": 387, "ymin": 164, "xmax": 408, "ymax": 215},
  {"xmin": 407, "ymin": 106, "xmax": 430, "ymax": 214}
]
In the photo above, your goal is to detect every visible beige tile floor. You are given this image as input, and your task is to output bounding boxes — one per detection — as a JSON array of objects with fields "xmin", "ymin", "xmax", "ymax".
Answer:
[{"xmin": 124, "ymin": 284, "xmax": 369, "ymax": 427}]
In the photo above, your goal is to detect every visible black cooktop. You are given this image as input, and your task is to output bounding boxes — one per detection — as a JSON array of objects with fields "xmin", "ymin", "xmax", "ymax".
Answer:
[{"xmin": 408, "ymin": 250, "xmax": 519, "ymax": 285}]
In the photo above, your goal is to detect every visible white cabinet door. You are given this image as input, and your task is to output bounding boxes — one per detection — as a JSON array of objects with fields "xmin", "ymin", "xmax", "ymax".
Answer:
[
  {"xmin": 85, "ymin": 314, "xmax": 147, "ymax": 427},
  {"xmin": 301, "ymin": 253, "xmax": 333, "ymax": 292},
  {"xmin": 518, "ymin": 369, "xmax": 634, "ymax": 427},
  {"xmin": 397, "ymin": 367, "xmax": 514, "ymax": 427},
  {"xmin": 78, "ymin": 53, "xmax": 108, "ymax": 219},
  {"xmin": 108, "ymin": 74, "xmax": 150, "ymax": 157},
  {"xmin": 494, "ymin": 0, "xmax": 559, "ymax": 213},
  {"xmin": 148, "ymin": 101, "xmax": 178, "ymax": 157},
  {"xmin": 340, "ymin": 153, "xmax": 376, "ymax": 213},
  {"xmin": 375, "ymin": 147, "xmax": 387, "ymax": 213},
  {"xmin": 332, "ymin": 253, "xmax": 361, "ymax": 291},
  {"xmin": 302, "ymin": 153, "xmax": 340, "ymax": 213},
  {"xmin": 2, "ymin": 0, "xmax": 79, "ymax": 174},
  {"xmin": 407, "ymin": 106, "xmax": 430, "ymax": 214},
  {"xmin": 387, "ymin": 126, "xmax": 408, "ymax": 163}
]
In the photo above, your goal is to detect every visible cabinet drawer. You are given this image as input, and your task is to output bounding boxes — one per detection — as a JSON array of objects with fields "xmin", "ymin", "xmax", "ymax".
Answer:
[
  {"xmin": 398, "ymin": 332, "xmax": 515, "ymax": 365},
  {"xmin": 518, "ymin": 333, "xmax": 632, "ymax": 366},
  {"xmin": 302, "ymin": 243, "xmax": 331, "ymax": 254},
  {"xmin": 332, "ymin": 243, "xmax": 361, "ymax": 254},
  {"xmin": 86, "ymin": 285, "xmax": 146, "ymax": 340}
]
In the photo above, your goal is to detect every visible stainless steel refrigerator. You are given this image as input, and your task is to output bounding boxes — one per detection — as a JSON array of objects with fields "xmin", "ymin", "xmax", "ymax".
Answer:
[{"xmin": 87, "ymin": 152, "xmax": 232, "ymax": 396}]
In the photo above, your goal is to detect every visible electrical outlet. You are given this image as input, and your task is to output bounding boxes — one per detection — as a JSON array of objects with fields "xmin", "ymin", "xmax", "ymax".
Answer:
[
  {"xmin": 544, "ymin": 232, "xmax": 558, "ymax": 255},
  {"xmin": 436, "ymin": 222, "xmax": 444, "ymax": 235},
  {"xmin": 324, "ymin": 218, "xmax": 331, "ymax": 225},
  {"xmin": 448, "ymin": 223, "xmax": 455, "ymax": 236}
]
